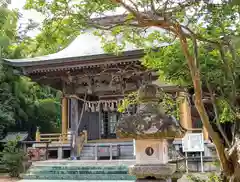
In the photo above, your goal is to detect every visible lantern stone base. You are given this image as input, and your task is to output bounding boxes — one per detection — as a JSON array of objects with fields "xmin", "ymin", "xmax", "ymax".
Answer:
[{"xmin": 129, "ymin": 163, "xmax": 176, "ymax": 181}]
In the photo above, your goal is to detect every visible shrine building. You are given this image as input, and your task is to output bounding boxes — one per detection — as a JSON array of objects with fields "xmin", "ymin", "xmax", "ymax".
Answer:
[{"xmin": 3, "ymin": 27, "xmax": 210, "ymax": 160}]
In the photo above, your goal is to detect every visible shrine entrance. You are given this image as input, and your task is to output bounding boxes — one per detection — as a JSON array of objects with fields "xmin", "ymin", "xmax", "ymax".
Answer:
[
  {"xmin": 74, "ymin": 99, "xmax": 121, "ymax": 140},
  {"xmin": 77, "ymin": 111, "xmax": 119, "ymax": 140},
  {"xmin": 101, "ymin": 111, "xmax": 119, "ymax": 139}
]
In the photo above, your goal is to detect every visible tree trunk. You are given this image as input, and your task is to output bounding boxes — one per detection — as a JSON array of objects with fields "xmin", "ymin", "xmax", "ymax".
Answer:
[
  {"xmin": 177, "ymin": 30, "xmax": 236, "ymax": 179},
  {"xmin": 227, "ymin": 124, "xmax": 240, "ymax": 182}
]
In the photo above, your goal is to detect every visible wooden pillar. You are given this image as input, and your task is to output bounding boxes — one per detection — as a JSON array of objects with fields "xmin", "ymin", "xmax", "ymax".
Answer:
[
  {"xmin": 98, "ymin": 103, "xmax": 102, "ymax": 139},
  {"xmin": 62, "ymin": 97, "xmax": 68, "ymax": 138},
  {"xmin": 70, "ymin": 98, "xmax": 79, "ymax": 132},
  {"xmin": 179, "ymin": 92, "xmax": 192, "ymax": 130},
  {"xmin": 70, "ymin": 98, "xmax": 79, "ymax": 157},
  {"xmin": 203, "ymin": 126, "xmax": 209, "ymax": 140}
]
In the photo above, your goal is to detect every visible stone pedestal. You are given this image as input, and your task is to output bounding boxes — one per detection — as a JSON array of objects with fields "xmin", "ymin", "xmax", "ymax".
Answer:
[
  {"xmin": 135, "ymin": 140, "xmax": 168, "ymax": 164},
  {"xmin": 129, "ymin": 139, "xmax": 176, "ymax": 181},
  {"xmin": 116, "ymin": 84, "xmax": 187, "ymax": 181}
]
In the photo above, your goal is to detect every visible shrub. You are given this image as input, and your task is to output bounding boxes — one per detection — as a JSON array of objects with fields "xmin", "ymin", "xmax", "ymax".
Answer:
[
  {"xmin": 1, "ymin": 136, "xmax": 25, "ymax": 177},
  {"xmin": 188, "ymin": 173, "xmax": 222, "ymax": 182}
]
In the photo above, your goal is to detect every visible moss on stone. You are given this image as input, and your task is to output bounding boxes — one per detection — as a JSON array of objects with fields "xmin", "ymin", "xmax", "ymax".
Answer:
[{"xmin": 117, "ymin": 130, "xmax": 185, "ymax": 139}]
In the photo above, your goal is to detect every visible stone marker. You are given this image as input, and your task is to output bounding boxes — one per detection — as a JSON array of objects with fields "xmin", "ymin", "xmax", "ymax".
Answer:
[{"xmin": 117, "ymin": 84, "xmax": 186, "ymax": 181}]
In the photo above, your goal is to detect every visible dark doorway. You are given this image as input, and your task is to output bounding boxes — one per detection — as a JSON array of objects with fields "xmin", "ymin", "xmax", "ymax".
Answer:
[{"xmin": 101, "ymin": 112, "xmax": 118, "ymax": 139}]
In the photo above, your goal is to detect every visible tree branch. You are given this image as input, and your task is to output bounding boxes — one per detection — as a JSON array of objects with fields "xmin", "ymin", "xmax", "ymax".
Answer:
[
  {"xmin": 114, "ymin": 0, "xmax": 145, "ymax": 21},
  {"xmin": 87, "ymin": 20, "xmax": 143, "ymax": 30},
  {"xmin": 180, "ymin": 24, "xmax": 222, "ymax": 46},
  {"xmin": 206, "ymin": 80, "xmax": 231, "ymax": 148},
  {"xmin": 228, "ymin": 42, "xmax": 237, "ymax": 105},
  {"xmin": 128, "ymin": 0, "xmax": 139, "ymax": 12}
]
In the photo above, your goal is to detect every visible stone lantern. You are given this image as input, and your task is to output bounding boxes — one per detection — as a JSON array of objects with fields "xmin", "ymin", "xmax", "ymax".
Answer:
[{"xmin": 116, "ymin": 84, "xmax": 186, "ymax": 181}]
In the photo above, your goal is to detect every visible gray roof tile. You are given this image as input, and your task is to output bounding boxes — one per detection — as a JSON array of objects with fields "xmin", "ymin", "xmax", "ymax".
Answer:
[{"xmin": 4, "ymin": 27, "xmax": 168, "ymax": 65}]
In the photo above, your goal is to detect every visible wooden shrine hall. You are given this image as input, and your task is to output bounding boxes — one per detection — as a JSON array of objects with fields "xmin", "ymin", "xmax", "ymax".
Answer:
[{"xmin": 3, "ymin": 28, "xmax": 209, "ymax": 159}]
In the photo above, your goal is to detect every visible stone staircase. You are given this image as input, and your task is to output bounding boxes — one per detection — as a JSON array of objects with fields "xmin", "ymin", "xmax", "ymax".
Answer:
[{"xmin": 23, "ymin": 161, "xmax": 136, "ymax": 180}]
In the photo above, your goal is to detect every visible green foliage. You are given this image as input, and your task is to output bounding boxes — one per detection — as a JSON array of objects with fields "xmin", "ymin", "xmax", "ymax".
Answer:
[
  {"xmin": 216, "ymin": 99, "xmax": 236, "ymax": 123},
  {"xmin": 162, "ymin": 94, "xmax": 180, "ymax": 120},
  {"xmin": 118, "ymin": 90, "xmax": 180, "ymax": 119},
  {"xmin": 188, "ymin": 173, "xmax": 222, "ymax": 182},
  {"xmin": 143, "ymin": 43, "xmax": 191, "ymax": 87},
  {"xmin": 117, "ymin": 92, "xmax": 138, "ymax": 113},
  {"xmin": 143, "ymin": 41, "xmax": 240, "ymax": 123},
  {"xmin": 1, "ymin": 137, "xmax": 25, "ymax": 177},
  {"xmin": 0, "ymin": 5, "xmax": 61, "ymax": 139},
  {"xmin": 0, "ymin": 66, "xmax": 61, "ymax": 138}
]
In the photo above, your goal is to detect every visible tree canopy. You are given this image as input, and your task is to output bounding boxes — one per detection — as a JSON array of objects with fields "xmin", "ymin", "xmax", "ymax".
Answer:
[{"xmin": 0, "ymin": 2, "xmax": 61, "ymax": 139}]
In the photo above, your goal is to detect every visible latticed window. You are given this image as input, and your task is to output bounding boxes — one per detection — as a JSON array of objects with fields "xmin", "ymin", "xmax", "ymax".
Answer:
[
  {"xmin": 100, "ymin": 112, "xmax": 119, "ymax": 137},
  {"xmin": 101, "ymin": 112, "xmax": 108, "ymax": 135},
  {"xmin": 109, "ymin": 112, "xmax": 118, "ymax": 134}
]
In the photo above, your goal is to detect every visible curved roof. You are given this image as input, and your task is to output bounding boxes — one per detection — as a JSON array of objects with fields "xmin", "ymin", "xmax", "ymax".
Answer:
[{"xmin": 4, "ymin": 27, "xmax": 168, "ymax": 66}]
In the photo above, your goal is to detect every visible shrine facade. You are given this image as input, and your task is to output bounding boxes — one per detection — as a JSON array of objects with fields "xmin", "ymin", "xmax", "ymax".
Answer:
[{"xmin": 4, "ymin": 29, "xmax": 209, "ymax": 143}]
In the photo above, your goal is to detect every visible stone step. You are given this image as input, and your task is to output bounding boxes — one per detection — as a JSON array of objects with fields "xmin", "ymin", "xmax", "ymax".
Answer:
[
  {"xmin": 29, "ymin": 165, "xmax": 129, "ymax": 170},
  {"xmin": 23, "ymin": 173, "xmax": 136, "ymax": 180},
  {"xmin": 28, "ymin": 167, "xmax": 129, "ymax": 172},
  {"xmin": 24, "ymin": 163, "xmax": 136, "ymax": 180},
  {"xmin": 27, "ymin": 169, "xmax": 129, "ymax": 175}
]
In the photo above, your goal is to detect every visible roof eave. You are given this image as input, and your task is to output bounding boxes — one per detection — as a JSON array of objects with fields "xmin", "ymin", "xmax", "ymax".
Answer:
[{"xmin": 3, "ymin": 49, "xmax": 145, "ymax": 67}]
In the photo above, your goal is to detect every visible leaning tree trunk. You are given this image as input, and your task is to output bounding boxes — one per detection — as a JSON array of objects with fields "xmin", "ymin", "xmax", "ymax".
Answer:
[
  {"xmin": 227, "ymin": 121, "xmax": 240, "ymax": 182},
  {"xmin": 176, "ymin": 28, "xmax": 239, "ymax": 181}
]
